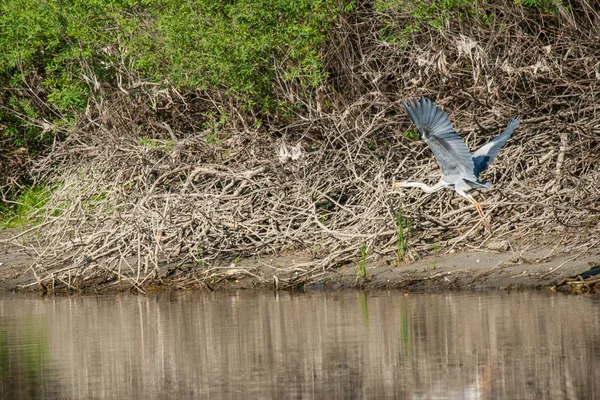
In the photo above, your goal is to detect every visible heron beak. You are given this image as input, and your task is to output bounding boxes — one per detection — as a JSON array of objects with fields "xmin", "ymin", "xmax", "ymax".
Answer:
[{"xmin": 392, "ymin": 181, "xmax": 408, "ymax": 187}]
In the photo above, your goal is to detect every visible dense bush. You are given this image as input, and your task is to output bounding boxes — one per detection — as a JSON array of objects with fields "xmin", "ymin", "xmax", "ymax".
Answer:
[{"xmin": 0, "ymin": 0, "xmax": 346, "ymax": 151}]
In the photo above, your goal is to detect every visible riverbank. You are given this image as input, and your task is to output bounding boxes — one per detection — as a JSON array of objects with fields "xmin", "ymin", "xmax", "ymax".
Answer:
[
  {"xmin": 2, "ymin": 229, "xmax": 598, "ymax": 295},
  {"xmin": 2, "ymin": 1, "xmax": 599, "ymax": 296}
]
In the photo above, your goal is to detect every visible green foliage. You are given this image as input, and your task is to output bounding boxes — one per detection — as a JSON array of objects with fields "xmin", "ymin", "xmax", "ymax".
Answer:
[
  {"xmin": 195, "ymin": 243, "xmax": 206, "ymax": 267},
  {"xmin": 130, "ymin": 0, "xmax": 341, "ymax": 110},
  {"xmin": 479, "ymin": 10, "xmax": 496, "ymax": 25},
  {"xmin": 203, "ymin": 110, "xmax": 229, "ymax": 144},
  {"xmin": 514, "ymin": 0, "xmax": 560, "ymax": 13},
  {"xmin": 404, "ymin": 129, "xmax": 419, "ymax": 141},
  {"xmin": 82, "ymin": 191, "xmax": 109, "ymax": 213},
  {"xmin": 44, "ymin": 80, "xmax": 89, "ymax": 113},
  {"xmin": 394, "ymin": 208, "xmax": 410, "ymax": 261},
  {"xmin": 375, "ymin": 0, "xmax": 559, "ymax": 43},
  {"xmin": 139, "ymin": 136, "xmax": 173, "ymax": 152},
  {"xmin": 0, "ymin": 0, "xmax": 346, "ymax": 151},
  {"xmin": 1, "ymin": 96, "xmax": 44, "ymax": 149},
  {"xmin": 355, "ymin": 242, "xmax": 369, "ymax": 279},
  {"xmin": 321, "ymin": 209, "xmax": 328, "ymax": 224},
  {"xmin": 375, "ymin": 0, "xmax": 483, "ymax": 32},
  {"xmin": 0, "ymin": 0, "xmax": 142, "ymax": 149},
  {"xmin": 0, "ymin": 186, "xmax": 51, "ymax": 229}
]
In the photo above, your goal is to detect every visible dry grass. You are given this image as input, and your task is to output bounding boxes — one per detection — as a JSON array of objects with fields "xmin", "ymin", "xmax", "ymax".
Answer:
[{"xmin": 9, "ymin": 1, "xmax": 600, "ymax": 291}]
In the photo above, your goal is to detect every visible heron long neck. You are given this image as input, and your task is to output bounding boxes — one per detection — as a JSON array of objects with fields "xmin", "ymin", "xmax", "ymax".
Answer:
[{"xmin": 405, "ymin": 180, "xmax": 448, "ymax": 193}]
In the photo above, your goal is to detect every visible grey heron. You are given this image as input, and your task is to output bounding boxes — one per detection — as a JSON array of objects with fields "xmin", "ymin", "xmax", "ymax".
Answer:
[{"xmin": 393, "ymin": 97, "xmax": 520, "ymax": 231}]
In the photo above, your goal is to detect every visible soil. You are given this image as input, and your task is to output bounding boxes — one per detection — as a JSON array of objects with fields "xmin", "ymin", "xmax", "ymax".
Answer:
[{"xmin": 1, "ymin": 229, "xmax": 598, "ymax": 295}]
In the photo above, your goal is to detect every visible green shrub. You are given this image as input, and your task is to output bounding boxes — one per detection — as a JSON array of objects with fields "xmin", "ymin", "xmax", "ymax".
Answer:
[
  {"xmin": 0, "ymin": 186, "xmax": 51, "ymax": 229},
  {"xmin": 0, "ymin": 0, "xmax": 345, "ymax": 146},
  {"xmin": 0, "ymin": 0, "xmax": 143, "ymax": 149},
  {"xmin": 130, "ymin": 0, "xmax": 341, "ymax": 110}
]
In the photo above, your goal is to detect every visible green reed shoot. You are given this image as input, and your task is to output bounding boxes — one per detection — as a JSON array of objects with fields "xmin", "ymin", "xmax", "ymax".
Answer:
[
  {"xmin": 356, "ymin": 242, "xmax": 369, "ymax": 279},
  {"xmin": 395, "ymin": 208, "xmax": 410, "ymax": 261}
]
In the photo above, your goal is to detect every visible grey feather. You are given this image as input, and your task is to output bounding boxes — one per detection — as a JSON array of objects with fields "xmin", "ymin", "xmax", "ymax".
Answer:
[
  {"xmin": 402, "ymin": 97, "xmax": 477, "ymax": 183},
  {"xmin": 472, "ymin": 116, "xmax": 520, "ymax": 177}
]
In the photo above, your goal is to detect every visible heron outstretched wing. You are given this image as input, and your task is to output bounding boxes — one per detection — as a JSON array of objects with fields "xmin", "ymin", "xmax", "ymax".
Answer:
[
  {"xmin": 472, "ymin": 116, "xmax": 520, "ymax": 177},
  {"xmin": 403, "ymin": 97, "xmax": 477, "ymax": 182}
]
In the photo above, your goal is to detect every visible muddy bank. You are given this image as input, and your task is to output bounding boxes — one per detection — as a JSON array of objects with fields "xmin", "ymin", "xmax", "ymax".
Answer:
[{"xmin": 1, "ymin": 229, "xmax": 598, "ymax": 295}]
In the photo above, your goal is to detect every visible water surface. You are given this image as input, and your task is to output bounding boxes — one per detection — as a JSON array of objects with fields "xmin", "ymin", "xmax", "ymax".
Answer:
[{"xmin": 0, "ymin": 291, "xmax": 598, "ymax": 399}]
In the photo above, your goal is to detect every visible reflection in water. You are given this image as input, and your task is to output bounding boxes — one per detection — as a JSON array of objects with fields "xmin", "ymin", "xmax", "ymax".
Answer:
[{"xmin": 0, "ymin": 291, "xmax": 598, "ymax": 399}]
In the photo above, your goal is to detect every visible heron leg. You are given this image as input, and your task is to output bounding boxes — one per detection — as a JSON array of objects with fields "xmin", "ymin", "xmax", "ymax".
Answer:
[{"xmin": 467, "ymin": 194, "xmax": 491, "ymax": 232}]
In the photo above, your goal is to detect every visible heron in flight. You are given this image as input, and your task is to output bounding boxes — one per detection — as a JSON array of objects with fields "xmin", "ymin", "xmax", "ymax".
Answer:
[{"xmin": 393, "ymin": 97, "xmax": 520, "ymax": 231}]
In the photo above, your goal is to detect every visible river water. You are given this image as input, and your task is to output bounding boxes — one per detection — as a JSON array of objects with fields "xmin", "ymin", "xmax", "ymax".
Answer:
[{"xmin": 0, "ymin": 290, "xmax": 598, "ymax": 399}]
